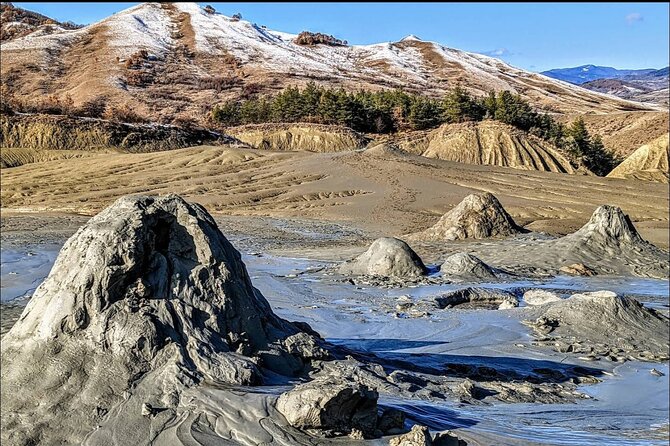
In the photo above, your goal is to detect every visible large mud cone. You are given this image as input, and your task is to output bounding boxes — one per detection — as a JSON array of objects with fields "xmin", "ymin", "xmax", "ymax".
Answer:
[
  {"xmin": 525, "ymin": 291, "xmax": 669, "ymax": 361},
  {"xmin": 338, "ymin": 237, "xmax": 427, "ymax": 277},
  {"xmin": 1, "ymin": 194, "xmax": 324, "ymax": 445},
  {"xmin": 550, "ymin": 205, "xmax": 669, "ymax": 278},
  {"xmin": 416, "ymin": 192, "xmax": 522, "ymax": 241}
]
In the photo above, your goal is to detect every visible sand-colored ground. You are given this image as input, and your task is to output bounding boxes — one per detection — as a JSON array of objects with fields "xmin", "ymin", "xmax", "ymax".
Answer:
[{"xmin": 2, "ymin": 144, "xmax": 668, "ymax": 247}]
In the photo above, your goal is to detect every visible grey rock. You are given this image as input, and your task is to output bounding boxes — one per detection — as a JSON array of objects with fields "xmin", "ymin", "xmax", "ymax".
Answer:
[
  {"xmin": 377, "ymin": 407, "xmax": 406, "ymax": 435},
  {"xmin": 435, "ymin": 287, "xmax": 518, "ymax": 310},
  {"xmin": 276, "ymin": 378, "xmax": 379, "ymax": 437},
  {"xmin": 389, "ymin": 424, "xmax": 432, "ymax": 446}
]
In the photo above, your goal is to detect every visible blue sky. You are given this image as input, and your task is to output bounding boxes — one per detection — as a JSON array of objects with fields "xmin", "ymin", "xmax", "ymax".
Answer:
[{"xmin": 14, "ymin": 2, "xmax": 669, "ymax": 72}]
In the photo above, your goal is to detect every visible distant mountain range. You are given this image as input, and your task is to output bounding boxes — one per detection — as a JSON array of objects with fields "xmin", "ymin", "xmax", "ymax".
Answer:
[
  {"xmin": 541, "ymin": 65, "xmax": 661, "ymax": 84},
  {"xmin": 542, "ymin": 65, "xmax": 669, "ymax": 106}
]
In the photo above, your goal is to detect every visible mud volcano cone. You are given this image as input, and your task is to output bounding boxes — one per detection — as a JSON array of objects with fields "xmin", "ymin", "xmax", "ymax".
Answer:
[
  {"xmin": 1, "ymin": 194, "xmax": 327, "ymax": 445},
  {"xmin": 418, "ymin": 192, "xmax": 522, "ymax": 241},
  {"xmin": 551, "ymin": 205, "xmax": 670, "ymax": 278},
  {"xmin": 338, "ymin": 237, "xmax": 427, "ymax": 277}
]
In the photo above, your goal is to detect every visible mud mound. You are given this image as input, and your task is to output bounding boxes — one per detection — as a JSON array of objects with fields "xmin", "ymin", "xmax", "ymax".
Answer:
[
  {"xmin": 607, "ymin": 133, "xmax": 669, "ymax": 183},
  {"xmin": 227, "ymin": 123, "xmax": 368, "ymax": 152},
  {"xmin": 440, "ymin": 253, "xmax": 497, "ymax": 280},
  {"xmin": 525, "ymin": 291, "xmax": 669, "ymax": 361},
  {"xmin": 548, "ymin": 205, "xmax": 669, "ymax": 278},
  {"xmin": 420, "ymin": 121, "xmax": 579, "ymax": 174},
  {"xmin": 0, "ymin": 194, "xmax": 326, "ymax": 445},
  {"xmin": 339, "ymin": 237, "xmax": 427, "ymax": 278},
  {"xmin": 415, "ymin": 192, "xmax": 523, "ymax": 241}
]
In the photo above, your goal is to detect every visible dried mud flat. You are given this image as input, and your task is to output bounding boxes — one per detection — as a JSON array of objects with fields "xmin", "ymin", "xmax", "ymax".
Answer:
[
  {"xmin": 1, "ymin": 192, "xmax": 668, "ymax": 446},
  {"xmin": 2, "ymin": 145, "xmax": 668, "ymax": 248}
]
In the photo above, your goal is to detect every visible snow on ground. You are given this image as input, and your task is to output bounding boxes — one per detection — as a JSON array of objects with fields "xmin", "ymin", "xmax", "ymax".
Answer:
[{"xmin": 0, "ymin": 2, "xmax": 654, "ymax": 110}]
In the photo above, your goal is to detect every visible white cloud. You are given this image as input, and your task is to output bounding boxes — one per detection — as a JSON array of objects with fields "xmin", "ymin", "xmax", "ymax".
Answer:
[
  {"xmin": 625, "ymin": 13, "xmax": 643, "ymax": 24},
  {"xmin": 481, "ymin": 48, "xmax": 511, "ymax": 57}
]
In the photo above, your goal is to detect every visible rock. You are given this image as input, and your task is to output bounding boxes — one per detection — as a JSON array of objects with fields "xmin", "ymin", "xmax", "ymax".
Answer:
[
  {"xmin": 440, "ymin": 253, "xmax": 496, "ymax": 280},
  {"xmin": 349, "ymin": 428, "xmax": 365, "ymax": 440},
  {"xmin": 435, "ymin": 287, "xmax": 518, "ymax": 310},
  {"xmin": 433, "ymin": 431, "xmax": 468, "ymax": 446},
  {"xmin": 283, "ymin": 332, "xmax": 331, "ymax": 361},
  {"xmin": 415, "ymin": 192, "xmax": 522, "ymax": 241},
  {"xmin": 456, "ymin": 379, "xmax": 477, "ymax": 399},
  {"xmin": 389, "ymin": 424, "xmax": 433, "ymax": 446},
  {"xmin": 339, "ymin": 237, "xmax": 427, "ymax": 278},
  {"xmin": 524, "ymin": 290, "xmax": 670, "ymax": 361},
  {"xmin": 559, "ymin": 263, "xmax": 596, "ymax": 276},
  {"xmin": 523, "ymin": 289, "xmax": 562, "ymax": 306},
  {"xmin": 0, "ymin": 194, "xmax": 327, "ymax": 445},
  {"xmin": 377, "ymin": 407, "xmax": 406, "ymax": 435},
  {"xmin": 276, "ymin": 378, "xmax": 379, "ymax": 437},
  {"xmin": 497, "ymin": 300, "xmax": 517, "ymax": 310},
  {"xmin": 141, "ymin": 403, "xmax": 155, "ymax": 417}
]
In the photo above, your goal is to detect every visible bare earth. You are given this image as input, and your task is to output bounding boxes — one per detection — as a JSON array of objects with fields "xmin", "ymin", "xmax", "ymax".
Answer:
[{"xmin": 1, "ymin": 144, "xmax": 668, "ymax": 248}]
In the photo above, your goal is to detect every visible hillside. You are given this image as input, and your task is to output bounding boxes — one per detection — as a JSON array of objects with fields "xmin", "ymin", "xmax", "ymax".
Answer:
[
  {"xmin": 607, "ymin": 134, "xmax": 669, "ymax": 183},
  {"xmin": 0, "ymin": 113, "xmax": 232, "ymax": 158},
  {"xmin": 561, "ymin": 111, "xmax": 669, "ymax": 157},
  {"xmin": 0, "ymin": 2, "xmax": 656, "ymax": 128},
  {"xmin": 0, "ymin": 2, "xmax": 81, "ymax": 41},
  {"xmin": 541, "ymin": 65, "xmax": 658, "ymax": 84},
  {"xmin": 390, "ymin": 121, "xmax": 582, "ymax": 174},
  {"xmin": 579, "ymin": 68, "xmax": 669, "ymax": 106},
  {"xmin": 580, "ymin": 79, "xmax": 669, "ymax": 106}
]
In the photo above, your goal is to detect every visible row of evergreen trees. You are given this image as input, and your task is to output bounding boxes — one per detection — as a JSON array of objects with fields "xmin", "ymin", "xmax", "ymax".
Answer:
[{"xmin": 211, "ymin": 83, "xmax": 619, "ymax": 175}]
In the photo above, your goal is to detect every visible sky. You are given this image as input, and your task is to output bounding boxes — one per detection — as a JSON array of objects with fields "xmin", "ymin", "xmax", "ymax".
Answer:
[{"xmin": 13, "ymin": 2, "xmax": 670, "ymax": 72}]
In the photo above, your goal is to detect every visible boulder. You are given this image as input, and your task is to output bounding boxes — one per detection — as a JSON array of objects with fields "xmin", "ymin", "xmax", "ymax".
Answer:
[
  {"xmin": 389, "ymin": 424, "xmax": 432, "ymax": 446},
  {"xmin": 440, "ymin": 253, "xmax": 496, "ymax": 280},
  {"xmin": 559, "ymin": 263, "xmax": 596, "ymax": 276},
  {"xmin": 415, "ymin": 192, "xmax": 522, "ymax": 241},
  {"xmin": 339, "ymin": 237, "xmax": 427, "ymax": 278},
  {"xmin": 276, "ymin": 378, "xmax": 379, "ymax": 437}
]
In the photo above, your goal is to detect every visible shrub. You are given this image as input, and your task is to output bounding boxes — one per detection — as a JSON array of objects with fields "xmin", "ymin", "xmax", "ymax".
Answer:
[
  {"xmin": 103, "ymin": 103, "xmax": 146, "ymax": 123},
  {"xmin": 75, "ymin": 96, "xmax": 107, "ymax": 118},
  {"xmin": 124, "ymin": 50, "xmax": 149, "ymax": 69}
]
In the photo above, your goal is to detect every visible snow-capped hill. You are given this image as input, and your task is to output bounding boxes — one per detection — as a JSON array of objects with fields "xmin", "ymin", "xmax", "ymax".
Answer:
[
  {"xmin": 0, "ymin": 1, "xmax": 660, "ymax": 125},
  {"xmin": 104, "ymin": 3, "xmax": 175, "ymax": 55}
]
